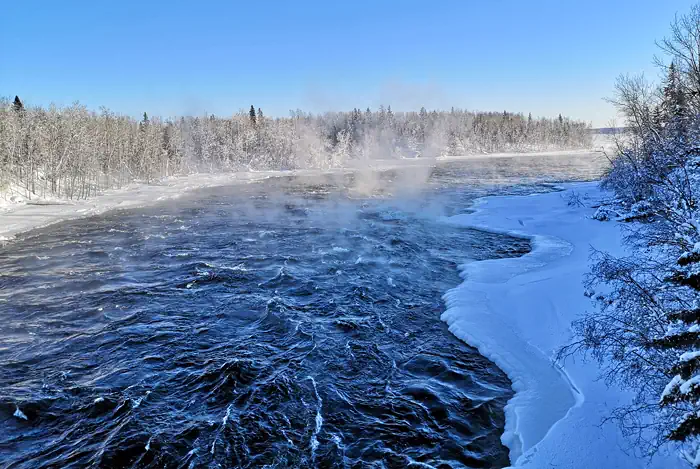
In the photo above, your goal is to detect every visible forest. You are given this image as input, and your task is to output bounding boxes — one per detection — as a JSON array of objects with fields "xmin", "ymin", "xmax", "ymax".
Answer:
[{"xmin": 0, "ymin": 99, "xmax": 591, "ymax": 200}]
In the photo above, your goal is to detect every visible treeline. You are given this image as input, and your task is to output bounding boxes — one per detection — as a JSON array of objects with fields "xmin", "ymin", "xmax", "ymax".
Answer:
[
  {"xmin": 0, "ymin": 97, "xmax": 591, "ymax": 200},
  {"xmin": 565, "ymin": 4, "xmax": 700, "ymax": 466}
]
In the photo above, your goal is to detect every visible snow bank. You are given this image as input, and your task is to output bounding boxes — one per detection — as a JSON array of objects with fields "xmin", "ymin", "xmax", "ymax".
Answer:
[{"xmin": 442, "ymin": 182, "xmax": 682, "ymax": 468}]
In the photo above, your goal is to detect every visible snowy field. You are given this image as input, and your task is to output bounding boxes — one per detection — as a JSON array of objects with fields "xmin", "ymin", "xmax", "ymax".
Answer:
[{"xmin": 442, "ymin": 181, "xmax": 683, "ymax": 468}]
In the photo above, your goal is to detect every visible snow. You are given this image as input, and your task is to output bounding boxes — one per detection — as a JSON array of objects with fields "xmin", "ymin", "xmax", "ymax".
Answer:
[
  {"xmin": 441, "ymin": 181, "xmax": 683, "ymax": 468},
  {"xmin": 663, "ymin": 375, "xmax": 683, "ymax": 401},
  {"xmin": 680, "ymin": 376, "xmax": 700, "ymax": 395},
  {"xmin": 680, "ymin": 351, "xmax": 700, "ymax": 362},
  {"xmin": 437, "ymin": 147, "xmax": 601, "ymax": 161}
]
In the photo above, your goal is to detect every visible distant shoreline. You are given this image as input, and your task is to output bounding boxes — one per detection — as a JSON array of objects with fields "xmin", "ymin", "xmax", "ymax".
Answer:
[{"xmin": 0, "ymin": 147, "xmax": 606, "ymax": 243}]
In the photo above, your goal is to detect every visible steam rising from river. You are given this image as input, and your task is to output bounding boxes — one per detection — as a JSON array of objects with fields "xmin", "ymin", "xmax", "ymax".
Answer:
[{"xmin": 0, "ymin": 153, "xmax": 608, "ymax": 468}]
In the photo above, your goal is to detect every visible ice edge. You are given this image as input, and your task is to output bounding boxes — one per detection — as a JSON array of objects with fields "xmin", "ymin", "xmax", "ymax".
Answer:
[{"xmin": 440, "ymin": 188, "xmax": 584, "ymax": 467}]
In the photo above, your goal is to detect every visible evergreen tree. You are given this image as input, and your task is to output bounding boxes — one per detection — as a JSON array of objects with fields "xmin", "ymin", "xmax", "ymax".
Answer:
[
  {"xmin": 162, "ymin": 122, "xmax": 176, "ymax": 168},
  {"xmin": 652, "ymin": 105, "xmax": 664, "ymax": 132},
  {"xmin": 662, "ymin": 62, "xmax": 689, "ymax": 130},
  {"xmin": 663, "ymin": 63, "xmax": 680, "ymax": 113},
  {"xmin": 139, "ymin": 112, "xmax": 149, "ymax": 132},
  {"xmin": 12, "ymin": 96, "xmax": 23, "ymax": 113},
  {"xmin": 249, "ymin": 105, "xmax": 256, "ymax": 124},
  {"xmin": 257, "ymin": 107, "xmax": 264, "ymax": 123},
  {"xmin": 654, "ymin": 248, "xmax": 700, "ymax": 444},
  {"xmin": 569, "ymin": 7, "xmax": 700, "ymax": 461}
]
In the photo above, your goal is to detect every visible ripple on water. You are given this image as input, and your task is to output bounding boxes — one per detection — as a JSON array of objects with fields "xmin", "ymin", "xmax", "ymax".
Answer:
[{"xmin": 0, "ymin": 167, "xmax": 550, "ymax": 468}]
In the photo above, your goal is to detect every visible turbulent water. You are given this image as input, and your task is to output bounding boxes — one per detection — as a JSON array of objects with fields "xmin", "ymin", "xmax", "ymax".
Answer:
[{"xmin": 0, "ymin": 154, "xmax": 606, "ymax": 468}]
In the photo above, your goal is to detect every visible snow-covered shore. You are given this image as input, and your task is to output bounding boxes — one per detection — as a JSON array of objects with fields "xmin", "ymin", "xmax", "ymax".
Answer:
[
  {"xmin": 0, "ymin": 171, "xmax": 290, "ymax": 242},
  {"xmin": 442, "ymin": 182, "xmax": 682, "ymax": 468}
]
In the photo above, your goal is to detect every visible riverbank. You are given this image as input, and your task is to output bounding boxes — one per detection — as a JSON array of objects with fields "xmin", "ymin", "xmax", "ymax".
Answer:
[
  {"xmin": 442, "ymin": 182, "xmax": 682, "ymax": 468},
  {"xmin": 0, "ymin": 147, "xmax": 609, "ymax": 243},
  {"xmin": 0, "ymin": 171, "xmax": 284, "ymax": 242}
]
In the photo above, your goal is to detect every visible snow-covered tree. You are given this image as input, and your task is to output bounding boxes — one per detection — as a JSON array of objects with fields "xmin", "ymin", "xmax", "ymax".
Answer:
[
  {"xmin": 0, "ymin": 99, "xmax": 591, "ymax": 202},
  {"xmin": 566, "ymin": 5, "xmax": 700, "ymax": 465}
]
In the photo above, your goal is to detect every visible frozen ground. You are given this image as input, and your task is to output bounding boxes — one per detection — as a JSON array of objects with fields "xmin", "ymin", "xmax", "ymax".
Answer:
[{"xmin": 442, "ymin": 181, "xmax": 683, "ymax": 468}]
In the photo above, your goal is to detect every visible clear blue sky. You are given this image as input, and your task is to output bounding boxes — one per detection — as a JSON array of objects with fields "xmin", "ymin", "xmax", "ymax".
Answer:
[{"xmin": 1, "ymin": 0, "xmax": 696, "ymax": 127}]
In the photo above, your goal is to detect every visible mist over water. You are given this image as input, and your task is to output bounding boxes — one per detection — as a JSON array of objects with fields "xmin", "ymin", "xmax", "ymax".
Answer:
[{"xmin": 0, "ymin": 154, "xmax": 606, "ymax": 468}]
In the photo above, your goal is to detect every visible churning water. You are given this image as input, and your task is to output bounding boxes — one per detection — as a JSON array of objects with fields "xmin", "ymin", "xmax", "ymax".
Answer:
[{"xmin": 0, "ymin": 154, "xmax": 606, "ymax": 468}]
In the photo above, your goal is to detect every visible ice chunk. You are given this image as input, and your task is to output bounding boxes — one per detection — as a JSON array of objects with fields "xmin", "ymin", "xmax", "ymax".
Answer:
[{"xmin": 13, "ymin": 406, "xmax": 28, "ymax": 420}]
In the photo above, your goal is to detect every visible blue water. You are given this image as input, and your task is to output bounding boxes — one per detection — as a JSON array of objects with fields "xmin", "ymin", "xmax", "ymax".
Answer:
[{"xmin": 0, "ymin": 155, "xmax": 605, "ymax": 468}]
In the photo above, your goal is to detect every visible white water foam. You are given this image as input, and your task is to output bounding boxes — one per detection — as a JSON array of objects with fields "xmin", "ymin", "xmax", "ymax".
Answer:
[{"xmin": 307, "ymin": 376, "xmax": 324, "ymax": 459}]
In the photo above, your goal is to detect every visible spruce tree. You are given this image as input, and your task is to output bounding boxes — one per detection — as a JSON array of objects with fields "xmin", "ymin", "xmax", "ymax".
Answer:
[
  {"xmin": 140, "ymin": 112, "xmax": 149, "ymax": 132},
  {"xmin": 652, "ymin": 105, "xmax": 664, "ymax": 132},
  {"xmin": 654, "ymin": 239, "xmax": 700, "ymax": 447},
  {"xmin": 12, "ymin": 96, "xmax": 23, "ymax": 113},
  {"xmin": 257, "ymin": 107, "xmax": 263, "ymax": 123},
  {"xmin": 249, "ymin": 105, "xmax": 256, "ymax": 124},
  {"xmin": 663, "ymin": 62, "xmax": 680, "ymax": 117},
  {"xmin": 662, "ymin": 62, "xmax": 689, "ymax": 132}
]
